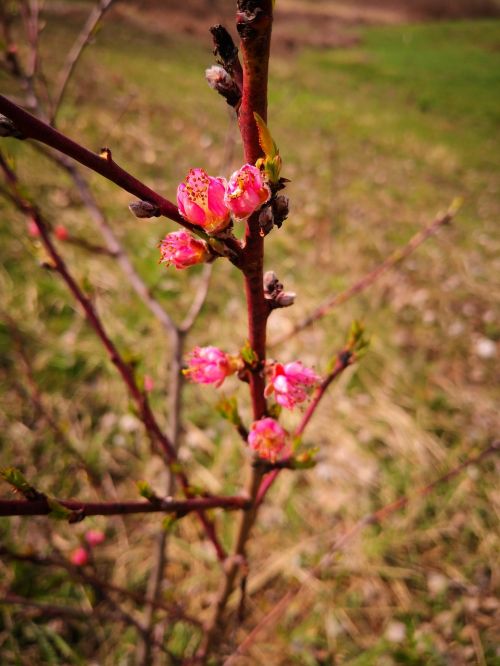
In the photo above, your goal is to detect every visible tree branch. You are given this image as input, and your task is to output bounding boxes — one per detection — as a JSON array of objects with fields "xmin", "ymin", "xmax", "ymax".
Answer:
[
  {"xmin": 271, "ymin": 206, "xmax": 457, "ymax": 347},
  {"xmin": 0, "ymin": 495, "xmax": 251, "ymax": 518}
]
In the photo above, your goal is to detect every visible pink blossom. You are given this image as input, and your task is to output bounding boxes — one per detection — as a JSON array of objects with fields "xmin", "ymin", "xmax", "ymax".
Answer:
[
  {"xmin": 144, "ymin": 375, "xmax": 154, "ymax": 392},
  {"xmin": 177, "ymin": 168, "xmax": 230, "ymax": 234},
  {"xmin": 265, "ymin": 361, "xmax": 321, "ymax": 409},
  {"xmin": 85, "ymin": 529, "xmax": 105, "ymax": 547},
  {"xmin": 224, "ymin": 164, "xmax": 271, "ymax": 220},
  {"xmin": 159, "ymin": 230, "xmax": 209, "ymax": 269},
  {"xmin": 70, "ymin": 547, "xmax": 88, "ymax": 566},
  {"xmin": 184, "ymin": 346, "xmax": 239, "ymax": 387},
  {"xmin": 248, "ymin": 417, "xmax": 287, "ymax": 462}
]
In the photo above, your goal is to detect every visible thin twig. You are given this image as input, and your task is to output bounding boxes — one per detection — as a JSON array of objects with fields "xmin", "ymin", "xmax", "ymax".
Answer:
[
  {"xmin": 51, "ymin": 0, "xmax": 116, "ymax": 124},
  {"xmin": 270, "ymin": 206, "xmax": 457, "ymax": 347},
  {"xmin": 225, "ymin": 440, "xmax": 500, "ymax": 664}
]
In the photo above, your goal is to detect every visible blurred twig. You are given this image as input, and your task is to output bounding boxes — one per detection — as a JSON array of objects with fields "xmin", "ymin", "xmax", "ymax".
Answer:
[
  {"xmin": 51, "ymin": 0, "xmax": 116, "ymax": 124},
  {"xmin": 225, "ymin": 440, "xmax": 500, "ymax": 664},
  {"xmin": 270, "ymin": 205, "xmax": 458, "ymax": 347}
]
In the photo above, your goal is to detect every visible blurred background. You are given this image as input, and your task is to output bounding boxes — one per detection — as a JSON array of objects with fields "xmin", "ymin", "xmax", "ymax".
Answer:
[{"xmin": 1, "ymin": 1, "xmax": 499, "ymax": 663}]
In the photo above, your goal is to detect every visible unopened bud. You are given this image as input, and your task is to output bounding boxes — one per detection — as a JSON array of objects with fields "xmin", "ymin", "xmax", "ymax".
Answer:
[
  {"xmin": 128, "ymin": 200, "xmax": 161, "ymax": 219},
  {"xmin": 264, "ymin": 270, "xmax": 296, "ymax": 309},
  {"xmin": 272, "ymin": 195, "xmax": 289, "ymax": 229},
  {"xmin": 0, "ymin": 114, "xmax": 25, "ymax": 140},
  {"xmin": 205, "ymin": 65, "xmax": 241, "ymax": 107},
  {"xmin": 258, "ymin": 204, "xmax": 274, "ymax": 235},
  {"xmin": 275, "ymin": 291, "xmax": 296, "ymax": 308}
]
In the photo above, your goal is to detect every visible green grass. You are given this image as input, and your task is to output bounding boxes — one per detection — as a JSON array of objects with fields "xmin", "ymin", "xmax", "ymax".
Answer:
[{"xmin": 1, "ymin": 8, "xmax": 499, "ymax": 665}]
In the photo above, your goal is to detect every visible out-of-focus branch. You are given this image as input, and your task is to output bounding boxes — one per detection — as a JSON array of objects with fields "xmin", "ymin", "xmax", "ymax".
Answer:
[
  {"xmin": 51, "ymin": 0, "xmax": 116, "ymax": 124},
  {"xmin": 0, "ymin": 152, "xmax": 226, "ymax": 561},
  {"xmin": 271, "ymin": 206, "xmax": 457, "ymax": 347},
  {"xmin": 180, "ymin": 264, "xmax": 213, "ymax": 332},
  {"xmin": 225, "ymin": 440, "xmax": 500, "ymax": 664},
  {"xmin": 1, "ymin": 592, "xmax": 92, "ymax": 619},
  {"xmin": 0, "ymin": 495, "xmax": 251, "ymax": 518},
  {"xmin": 0, "ymin": 545, "xmax": 202, "ymax": 626}
]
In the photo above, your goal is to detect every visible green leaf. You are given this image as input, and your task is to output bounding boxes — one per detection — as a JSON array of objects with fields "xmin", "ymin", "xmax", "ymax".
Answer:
[
  {"xmin": 217, "ymin": 396, "xmax": 243, "ymax": 427},
  {"xmin": 137, "ymin": 480, "xmax": 158, "ymax": 502},
  {"xmin": 0, "ymin": 467, "xmax": 43, "ymax": 501},
  {"xmin": 253, "ymin": 112, "xmax": 278, "ymax": 159},
  {"xmin": 240, "ymin": 340, "xmax": 258, "ymax": 366}
]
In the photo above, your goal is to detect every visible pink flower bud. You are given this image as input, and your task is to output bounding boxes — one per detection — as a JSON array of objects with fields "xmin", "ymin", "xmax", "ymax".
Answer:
[
  {"xmin": 184, "ymin": 346, "xmax": 239, "ymax": 387},
  {"xmin": 177, "ymin": 168, "xmax": 230, "ymax": 234},
  {"xmin": 70, "ymin": 547, "xmax": 88, "ymax": 566},
  {"xmin": 84, "ymin": 529, "xmax": 105, "ymax": 547},
  {"xmin": 248, "ymin": 417, "xmax": 287, "ymax": 462},
  {"xmin": 224, "ymin": 164, "xmax": 271, "ymax": 220},
  {"xmin": 159, "ymin": 230, "xmax": 209, "ymax": 269},
  {"xmin": 54, "ymin": 225, "xmax": 69, "ymax": 241},
  {"xmin": 265, "ymin": 361, "xmax": 321, "ymax": 410},
  {"xmin": 28, "ymin": 219, "xmax": 40, "ymax": 237},
  {"xmin": 144, "ymin": 375, "xmax": 154, "ymax": 392}
]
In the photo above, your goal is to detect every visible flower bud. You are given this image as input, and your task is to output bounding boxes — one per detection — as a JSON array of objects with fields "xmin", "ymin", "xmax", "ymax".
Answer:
[
  {"xmin": 85, "ymin": 529, "xmax": 105, "ymax": 547},
  {"xmin": 224, "ymin": 164, "xmax": 271, "ymax": 220},
  {"xmin": 159, "ymin": 230, "xmax": 210, "ymax": 269},
  {"xmin": 128, "ymin": 200, "xmax": 161, "ymax": 219},
  {"xmin": 205, "ymin": 65, "xmax": 241, "ymax": 107},
  {"xmin": 177, "ymin": 168, "xmax": 231, "ymax": 234},
  {"xmin": 70, "ymin": 547, "xmax": 88, "ymax": 566},
  {"xmin": 54, "ymin": 225, "xmax": 69, "ymax": 241},
  {"xmin": 248, "ymin": 417, "xmax": 287, "ymax": 462}
]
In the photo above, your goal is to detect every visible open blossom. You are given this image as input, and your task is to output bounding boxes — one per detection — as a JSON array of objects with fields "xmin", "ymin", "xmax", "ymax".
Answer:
[
  {"xmin": 265, "ymin": 361, "xmax": 321, "ymax": 409},
  {"xmin": 224, "ymin": 164, "xmax": 271, "ymax": 220},
  {"xmin": 159, "ymin": 230, "xmax": 209, "ymax": 269},
  {"xmin": 85, "ymin": 529, "xmax": 105, "ymax": 547},
  {"xmin": 177, "ymin": 168, "xmax": 230, "ymax": 234},
  {"xmin": 70, "ymin": 547, "xmax": 88, "ymax": 566},
  {"xmin": 248, "ymin": 417, "xmax": 287, "ymax": 462},
  {"xmin": 184, "ymin": 346, "xmax": 239, "ymax": 387}
]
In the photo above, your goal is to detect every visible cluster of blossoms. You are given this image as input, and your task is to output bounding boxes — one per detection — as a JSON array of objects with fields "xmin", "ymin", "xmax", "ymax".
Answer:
[
  {"xmin": 183, "ymin": 346, "xmax": 321, "ymax": 462},
  {"xmin": 159, "ymin": 165, "xmax": 271, "ymax": 269},
  {"xmin": 70, "ymin": 529, "xmax": 106, "ymax": 567}
]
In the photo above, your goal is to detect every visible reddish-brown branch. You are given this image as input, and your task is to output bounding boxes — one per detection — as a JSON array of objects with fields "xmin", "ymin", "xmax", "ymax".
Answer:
[
  {"xmin": 0, "ymin": 495, "xmax": 251, "ymax": 518},
  {"xmin": 271, "ymin": 207, "xmax": 456, "ymax": 347},
  {"xmin": 0, "ymin": 94, "xmax": 243, "ymax": 259},
  {"xmin": 197, "ymin": 3, "xmax": 275, "ymax": 660},
  {"xmin": 226, "ymin": 440, "xmax": 500, "ymax": 663}
]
